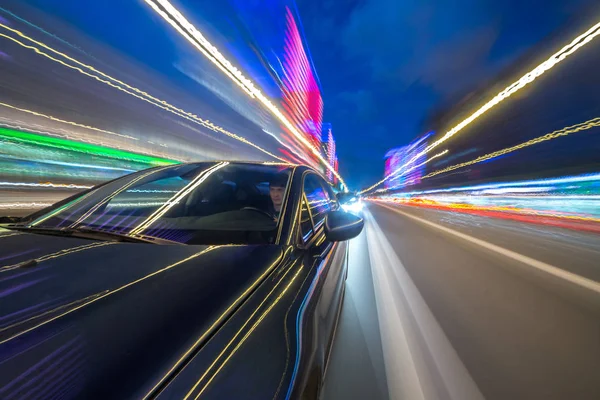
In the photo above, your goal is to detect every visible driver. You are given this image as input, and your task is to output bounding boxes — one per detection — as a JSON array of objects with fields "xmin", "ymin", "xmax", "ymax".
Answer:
[{"xmin": 269, "ymin": 173, "xmax": 287, "ymax": 221}]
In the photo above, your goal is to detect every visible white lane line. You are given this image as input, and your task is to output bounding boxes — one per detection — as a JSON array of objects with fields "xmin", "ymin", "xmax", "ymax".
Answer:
[
  {"xmin": 365, "ymin": 210, "xmax": 485, "ymax": 400},
  {"xmin": 378, "ymin": 203, "xmax": 600, "ymax": 295}
]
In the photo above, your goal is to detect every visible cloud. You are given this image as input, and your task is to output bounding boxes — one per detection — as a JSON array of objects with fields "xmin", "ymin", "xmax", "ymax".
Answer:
[{"xmin": 340, "ymin": 0, "xmax": 499, "ymax": 96}]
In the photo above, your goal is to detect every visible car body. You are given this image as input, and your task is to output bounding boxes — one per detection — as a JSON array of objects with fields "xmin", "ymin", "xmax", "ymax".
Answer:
[{"xmin": 0, "ymin": 161, "xmax": 363, "ymax": 400}]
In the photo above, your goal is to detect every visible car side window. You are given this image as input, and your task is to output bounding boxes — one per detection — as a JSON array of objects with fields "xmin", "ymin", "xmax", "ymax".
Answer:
[{"xmin": 303, "ymin": 174, "xmax": 332, "ymax": 231}]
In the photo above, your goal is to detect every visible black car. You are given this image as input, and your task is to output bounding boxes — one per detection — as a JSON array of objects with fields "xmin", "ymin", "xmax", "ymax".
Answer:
[{"xmin": 0, "ymin": 161, "xmax": 363, "ymax": 400}]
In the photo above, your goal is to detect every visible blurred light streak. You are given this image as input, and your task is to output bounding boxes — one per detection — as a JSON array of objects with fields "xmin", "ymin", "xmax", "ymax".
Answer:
[
  {"xmin": 281, "ymin": 7, "xmax": 323, "ymax": 150},
  {"xmin": 107, "ymin": 202, "xmax": 168, "ymax": 208},
  {"xmin": 0, "ymin": 202, "xmax": 52, "ymax": 209},
  {"xmin": 143, "ymin": 1, "xmax": 256, "ymax": 97},
  {"xmin": 424, "ymin": 117, "xmax": 600, "ymax": 179},
  {"xmin": 0, "ymin": 127, "xmax": 176, "ymax": 166},
  {"xmin": 362, "ymin": 150, "xmax": 448, "ymax": 194},
  {"xmin": 0, "ymin": 158, "xmax": 134, "ymax": 173},
  {"xmin": 388, "ymin": 173, "xmax": 600, "ymax": 196},
  {"xmin": 0, "ymin": 119, "xmax": 163, "ymax": 155},
  {"xmin": 143, "ymin": 0, "xmax": 346, "ymax": 186},
  {"xmin": 0, "ymin": 101, "xmax": 137, "ymax": 141},
  {"xmin": 60, "ymin": 166, "xmax": 173, "ymax": 228},
  {"xmin": 372, "ymin": 172, "xmax": 600, "ymax": 233},
  {"xmin": 0, "ymin": 182, "xmax": 92, "ymax": 189},
  {"xmin": 0, "ymin": 24, "xmax": 286, "ymax": 162},
  {"xmin": 126, "ymin": 189, "xmax": 178, "ymax": 193},
  {"xmin": 130, "ymin": 162, "xmax": 228, "ymax": 234},
  {"xmin": 378, "ymin": 197, "xmax": 600, "ymax": 233},
  {"xmin": 479, "ymin": 187, "xmax": 554, "ymax": 195},
  {"xmin": 365, "ymin": 20, "xmax": 600, "ymax": 191},
  {"xmin": 0, "ymin": 6, "xmax": 91, "ymax": 57}
]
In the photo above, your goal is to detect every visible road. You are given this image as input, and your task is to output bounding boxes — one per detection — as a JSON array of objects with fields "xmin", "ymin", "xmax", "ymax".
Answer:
[{"xmin": 322, "ymin": 202, "xmax": 600, "ymax": 400}]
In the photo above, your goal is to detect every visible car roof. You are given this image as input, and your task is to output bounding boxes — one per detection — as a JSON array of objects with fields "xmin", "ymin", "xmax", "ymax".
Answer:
[{"xmin": 171, "ymin": 161, "xmax": 327, "ymax": 181}]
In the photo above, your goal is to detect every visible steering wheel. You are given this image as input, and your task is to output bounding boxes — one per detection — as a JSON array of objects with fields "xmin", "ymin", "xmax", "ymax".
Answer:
[{"xmin": 240, "ymin": 207, "xmax": 274, "ymax": 219}]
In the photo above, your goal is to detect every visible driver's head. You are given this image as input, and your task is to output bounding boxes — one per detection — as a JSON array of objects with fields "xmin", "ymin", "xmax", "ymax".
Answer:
[{"xmin": 269, "ymin": 173, "xmax": 287, "ymax": 211}]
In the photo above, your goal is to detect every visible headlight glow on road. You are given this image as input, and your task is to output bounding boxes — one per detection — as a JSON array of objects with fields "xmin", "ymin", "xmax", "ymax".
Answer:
[{"xmin": 342, "ymin": 201, "xmax": 364, "ymax": 214}]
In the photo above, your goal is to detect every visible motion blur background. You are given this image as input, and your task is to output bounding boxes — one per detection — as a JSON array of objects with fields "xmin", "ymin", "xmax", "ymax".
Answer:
[
  {"xmin": 1, "ymin": 0, "xmax": 599, "ymax": 229},
  {"xmin": 1, "ymin": 1, "xmax": 600, "ymax": 398},
  {"xmin": 0, "ymin": 0, "xmax": 342, "ymax": 215}
]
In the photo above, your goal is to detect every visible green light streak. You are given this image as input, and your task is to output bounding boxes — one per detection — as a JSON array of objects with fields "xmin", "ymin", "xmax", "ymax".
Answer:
[{"xmin": 0, "ymin": 127, "xmax": 179, "ymax": 166}]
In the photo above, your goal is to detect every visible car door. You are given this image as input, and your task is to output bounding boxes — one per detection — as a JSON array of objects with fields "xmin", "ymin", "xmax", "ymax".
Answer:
[{"xmin": 291, "ymin": 172, "xmax": 349, "ymax": 398}]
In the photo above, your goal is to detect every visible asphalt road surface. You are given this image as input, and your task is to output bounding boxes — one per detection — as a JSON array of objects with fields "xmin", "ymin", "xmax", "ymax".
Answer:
[{"xmin": 322, "ymin": 202, "xmax": 600, "ymax": 400}]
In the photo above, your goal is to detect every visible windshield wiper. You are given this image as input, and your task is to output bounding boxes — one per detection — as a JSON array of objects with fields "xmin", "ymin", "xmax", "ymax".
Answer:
[{"xmin": 3, "ymin": 225, "xmax": 179, "ymax": 244}]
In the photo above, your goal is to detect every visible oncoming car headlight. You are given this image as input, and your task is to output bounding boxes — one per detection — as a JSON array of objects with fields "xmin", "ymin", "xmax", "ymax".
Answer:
[{"xmin": 341, "ymin": 200, "xmax": 364, "ymax": 214}]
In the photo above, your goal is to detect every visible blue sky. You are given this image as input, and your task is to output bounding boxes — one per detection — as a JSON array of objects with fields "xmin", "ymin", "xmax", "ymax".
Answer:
[{"xmin": 296, "ymin": 0, "xmax": 596, "ymax": 187}]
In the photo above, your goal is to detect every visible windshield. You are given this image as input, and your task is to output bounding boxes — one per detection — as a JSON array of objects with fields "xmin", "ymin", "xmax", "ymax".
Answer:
[{"xmin": 23, "ymin": 162, "xmax": 293, "ymax": 245}]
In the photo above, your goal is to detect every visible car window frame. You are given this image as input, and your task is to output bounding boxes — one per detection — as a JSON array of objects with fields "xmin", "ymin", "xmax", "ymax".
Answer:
[
  {"xmin": 273, "ymin": 167, "xmax": 296, "ymax": 245},
  {"xmin": 297, "ymin": 171, "xmax": 335, "ymax": 246},
  {"xmin": 298, "ymin": 192, "xmax": 315, "ymax": 243}
]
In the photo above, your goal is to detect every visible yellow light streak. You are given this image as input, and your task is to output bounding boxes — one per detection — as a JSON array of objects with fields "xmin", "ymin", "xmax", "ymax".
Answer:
[
  {"xmin": 66, "ymin": 167, "xmax": 170, "ymax": 228},
  {"xmin": 0, "ymin": 101, "xmax": 137, "ymax": 141},
  {"xmin": 0, "ymin": 233, "xmax": 24, "ymax": 239},
  {"xmin": 0, "ymin": 242, "xmax": 114, "ymax": 272},
  {"xmin": 423, "ymin": 117, "xmax": 600, "ymax": 179},
  {"xmin": 143, "ymin": 0, "xmax": 346, "ymax": 186},
  {"xmin": 130, "ymin": 162, "xmax": 228, "ymax": 234},
  {"xmin": 143, "ymin": 250, "xmax": 292, "ymax": 400},
  {"xmin": 140, "ymin": 2, "xmax": 255, "ymax": 97},
  {"xmin": 0, "ymin": 202, "xmax": 52, "ymax": 209},
  {"xmin": 0, "ymin": 292, "xmax": 106, "ymax": 334},
  {"xmin": 0, "ymin": 247, "xmax": 216, "ymax": 345},
  {"xmin": 0, "ymin": 24, "xmax": 287, "ymax": 162},
  {"xmin": 186, "ymin": 266, "xmax": 304, "ymax": 400},
  {"xmin": 364, "ymin": 20, "xmax": 600, "ymax": 192}
]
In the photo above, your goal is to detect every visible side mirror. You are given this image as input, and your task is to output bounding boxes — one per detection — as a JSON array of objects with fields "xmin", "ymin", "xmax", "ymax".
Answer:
[
  {"xmin": 324, "ymin": 211, "xmax": 364, "ymax": 242},
  {"xmin": 0, "ymin": 216, "xmax": 22, "ymax": 224}
]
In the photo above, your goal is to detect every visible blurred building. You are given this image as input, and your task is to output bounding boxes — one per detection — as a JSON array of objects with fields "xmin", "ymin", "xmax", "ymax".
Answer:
[
  {"xmin": 321, "ymin": 123, "xmax": 338, "ymax": 184},
  {"xmin": 384, "ymin": 132, "xmax": 431, "ymax": 189},
  {"xmin": 230, "ymin": 0, "xmax": 324, "ymax": 164}
]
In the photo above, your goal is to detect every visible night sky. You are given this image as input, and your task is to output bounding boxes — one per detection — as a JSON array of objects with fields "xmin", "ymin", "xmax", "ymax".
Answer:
[
  {"xmin": 296, "ymin": 0, "xmax": 595, "ymax": 188},
  {"xmin": 7, "ymin": 0, "xmax": 597, "ymax": 189}
]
